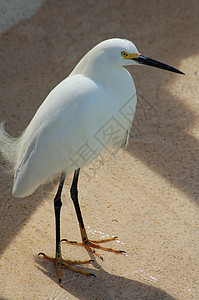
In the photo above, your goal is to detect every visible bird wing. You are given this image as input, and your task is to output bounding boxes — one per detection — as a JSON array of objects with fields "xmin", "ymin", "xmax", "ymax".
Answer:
[{"xmin": 12, "ymin": 74, "xmax": 107, "ymax": 197}]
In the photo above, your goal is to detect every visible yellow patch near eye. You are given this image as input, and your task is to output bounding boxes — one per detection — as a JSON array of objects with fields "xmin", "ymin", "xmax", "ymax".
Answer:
[{"xmin": 121, "ymin": 51, "xmax": 140, "ymax": 59}]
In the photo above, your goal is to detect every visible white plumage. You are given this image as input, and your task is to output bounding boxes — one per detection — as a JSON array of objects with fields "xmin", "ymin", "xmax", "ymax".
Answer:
[
  {"xmin": 0, "ymin": 38, "xmax": 183, "ymax": 198},
  {"xmin": 0, "ymin": 38, "xmax": 184, "ymax": 283},
  {"xmin": 0, "ymin": 38, "xmax": 138, "ymax": 197}
]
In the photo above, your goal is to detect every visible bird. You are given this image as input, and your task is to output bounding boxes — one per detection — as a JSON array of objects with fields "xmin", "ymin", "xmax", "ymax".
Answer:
[{"xmin": 0, "ymin": 38, "xmax": 184, "ymax": 283}]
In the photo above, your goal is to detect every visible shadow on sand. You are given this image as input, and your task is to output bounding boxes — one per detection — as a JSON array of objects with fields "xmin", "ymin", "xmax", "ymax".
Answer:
[{"xmin": 36, "ymin": 255, "xmax": 175, "ymax": 300}]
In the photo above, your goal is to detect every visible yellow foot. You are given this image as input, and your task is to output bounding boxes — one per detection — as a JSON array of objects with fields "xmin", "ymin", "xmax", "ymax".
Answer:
[
  {"xmin": 61, "ymin": 236, "xmax": 126, "ymax": 260},
  {"xmin": 38, "ymin": 252, "xmax": 95, "ymax": 284}
]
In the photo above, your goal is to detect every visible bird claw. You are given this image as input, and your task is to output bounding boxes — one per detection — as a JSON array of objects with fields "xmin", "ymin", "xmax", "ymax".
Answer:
[
  {"xmin": 61, "ymin": 235, "xmax": 125, "ymax": 261},
  {"xmin": 38, "ymin": 251, "xmax": 95, "ymax": 283},
  {"xmin": 38, "ymin": 252, "xmax": 46, "ymax": 257}
]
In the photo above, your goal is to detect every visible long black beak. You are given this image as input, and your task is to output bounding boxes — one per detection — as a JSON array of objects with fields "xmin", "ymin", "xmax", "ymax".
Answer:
[{"xmin": 133, "ymin": 55, "xmax": 185, "ymax": 75}]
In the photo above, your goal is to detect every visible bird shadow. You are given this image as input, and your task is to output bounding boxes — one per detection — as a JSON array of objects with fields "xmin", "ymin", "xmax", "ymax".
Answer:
[{"xmin": 35, "ymin": 254, "xmax": 176, "ymax": 300}]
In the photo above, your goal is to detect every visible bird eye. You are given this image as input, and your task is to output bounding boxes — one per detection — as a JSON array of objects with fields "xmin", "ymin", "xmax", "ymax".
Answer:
[{"xmin": 121, "ymin": 51, "xmax": 128, "ymax": 58}]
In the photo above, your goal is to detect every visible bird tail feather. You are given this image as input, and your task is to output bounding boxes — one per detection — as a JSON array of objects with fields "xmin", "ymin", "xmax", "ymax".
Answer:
[{"xmin": 0, "ymin": 122, "xmax": 18, "ymax": 173}]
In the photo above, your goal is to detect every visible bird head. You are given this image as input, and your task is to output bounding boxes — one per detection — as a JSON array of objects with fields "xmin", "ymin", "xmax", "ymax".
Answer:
[
  {"xmin": 71, "ymin": 38, "xmax": 184, "ymax": 77},
  {"xmin": 117, "ymin": 38, "xmax": 184, "ymax": 74}
]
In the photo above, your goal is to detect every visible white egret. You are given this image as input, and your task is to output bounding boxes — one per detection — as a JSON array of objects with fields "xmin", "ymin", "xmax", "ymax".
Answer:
[{"xmin": 0, "ymin": 38, "xmax": 184, "ymax": 283}]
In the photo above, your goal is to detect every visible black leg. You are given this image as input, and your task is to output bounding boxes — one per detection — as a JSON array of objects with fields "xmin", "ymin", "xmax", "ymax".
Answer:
[
  {"xmin": 54, "ymin": 171, "xmax": 66, "ymax": 283},
  {"xmin": 54, "ymin": 172, "xmax": 66, "ymax": 252},
  {"xmin": 70, "ymin": 168, "xmax": 89, "ymax": 243},
  {"xmin": 67, "ymin": 168, "xmax": 125, "ymax": 259},
  {"xmin": 38, "ymin": 170, "xmax": 95, "ymax": 282}
]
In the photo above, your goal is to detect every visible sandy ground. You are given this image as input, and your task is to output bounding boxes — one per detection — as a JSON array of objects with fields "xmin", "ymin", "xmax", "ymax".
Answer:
[
  {"xmin": 0, "ymin": 0, "xmax": 45, "ymax": 34},
  {"xmin": 0, "ymin": 1, "xmax": 199, "ymax": 299}
]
